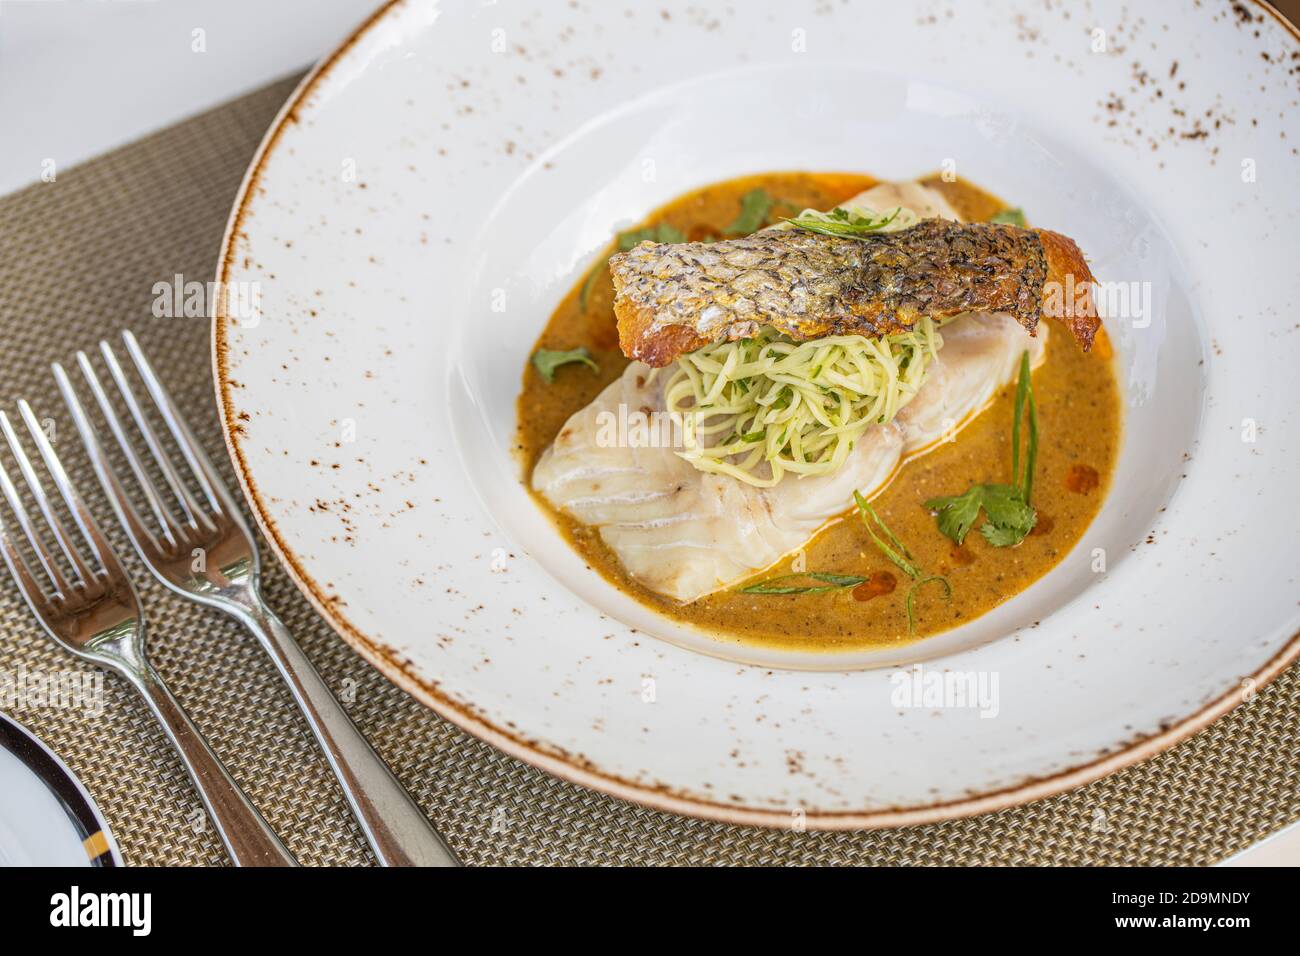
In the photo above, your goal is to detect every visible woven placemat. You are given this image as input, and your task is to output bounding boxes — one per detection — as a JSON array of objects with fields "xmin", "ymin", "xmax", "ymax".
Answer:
[{"xmin": 1, "ymin": 74, "xmax": 1297, "ymax": 867}]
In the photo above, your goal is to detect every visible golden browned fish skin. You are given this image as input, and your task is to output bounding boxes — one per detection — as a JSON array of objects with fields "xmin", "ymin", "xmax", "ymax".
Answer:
[{"xmin": 611, "ymin": 219, "xmax": 1099, "ymax": 368}]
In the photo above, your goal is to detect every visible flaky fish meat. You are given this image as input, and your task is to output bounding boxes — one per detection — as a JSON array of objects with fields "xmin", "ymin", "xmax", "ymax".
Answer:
[{"xmin": 533, "ymin": 311, "xmax": 1046, "ymax": 602}]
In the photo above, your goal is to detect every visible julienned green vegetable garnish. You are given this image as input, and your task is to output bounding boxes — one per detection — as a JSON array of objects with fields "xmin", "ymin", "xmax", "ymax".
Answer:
[
  {"xmin": 990, "ymin": 207, "xmax": 1027, "ymax": 227},
  {"xmin": 663, "ymin": 318, "xmax": 943, "ymax": 487},
  {"xmin": 531, "ymin": 346, "xmax": 599, "ymax": 383},
  {"xmin": 783, "ymin": 205, "xmax": 914, "ymax": 240},
  {"xmin": 737, "ymin": 571, "xmax": 866, "ymax": 595},
  {"xmin": 926, "ymin": 350, "xmax": 1039, "ymax": 547},
  {"xmin": 853, "ymin": 492, "xmax": 951, "ymax": 635},
  {"xmin": 725, "ymin": 188, "xmax": 776, "ymax": 236},
  {"xmin": 579, "ymin": 223, "xmax": 687, "ymax": 311}
]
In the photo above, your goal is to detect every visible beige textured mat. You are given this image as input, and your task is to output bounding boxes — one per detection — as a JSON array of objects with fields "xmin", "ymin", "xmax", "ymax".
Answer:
[{"xmin": 0, "ymin": 75, "xmax": 1296, "ymax": 866}]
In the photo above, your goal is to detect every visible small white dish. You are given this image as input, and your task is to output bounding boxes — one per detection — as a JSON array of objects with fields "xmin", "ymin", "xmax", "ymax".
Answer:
[{"xmin": 0, "ymin": 713, "xmax": 120, "ymax": 866}]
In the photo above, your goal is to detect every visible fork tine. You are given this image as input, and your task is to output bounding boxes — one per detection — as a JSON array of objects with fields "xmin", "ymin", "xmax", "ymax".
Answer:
[
  {"xmin": 75, "ymin": 349, "xmax": 184, "ymax": 547},
  {"xmin": 0, "ymin": 410, "xmax": 87, "ymax": 595},
  {"xmin": 0, "ymin": 517, "xmax": 50, "ymax": 608},
  {"xmin": 15, "ymin": 401, "xmax": 110, "ymax": 585},
  {"xmin": 54, "ymin": 361, "xmax": 165, "ymax": 557},
  {"xmin": 121, "ymin": 330, "xmax": 226, "ymax": 516},
  {"xmin": 98, "ymin": 340, "xmax": 215, "ymax": 534},
  {"xmin": 0, "ymin": 443, "xmax": 70, "ymax": 598}
]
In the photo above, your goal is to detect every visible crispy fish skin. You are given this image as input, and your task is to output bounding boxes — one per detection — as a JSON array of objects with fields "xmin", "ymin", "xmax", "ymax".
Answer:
[{"xmin": 610, "ymin": 218, "xmax": 1099, "ymax": 368}]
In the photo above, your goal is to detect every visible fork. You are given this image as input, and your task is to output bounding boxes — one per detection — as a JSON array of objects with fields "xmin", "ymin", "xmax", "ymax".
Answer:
[
  {"xmin": 0, "ymin": 401, "xmax": 296, "ymax": 866},
  {"xmin": 55, "ymin": 331, "xmax": 459, "ymax": 867}
]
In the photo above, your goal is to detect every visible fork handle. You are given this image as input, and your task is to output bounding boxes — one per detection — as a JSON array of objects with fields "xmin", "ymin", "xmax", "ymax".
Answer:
[
  {"xmin": 132, "ymin": 665, "xmax": 298, "ymax": 867},
  {"xmin": 239, "ymin": 605, "xmax": 459, "ymax": 867}
]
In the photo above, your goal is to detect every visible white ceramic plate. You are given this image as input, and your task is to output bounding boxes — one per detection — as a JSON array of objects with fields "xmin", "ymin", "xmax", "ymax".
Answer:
[
  {"xmin": 0, "ymin": 714, "xmax": 120, "ymax": 866},
  {"xmin": 214, "ymin": 0, "xmax": 1300, "ymax": 826}
]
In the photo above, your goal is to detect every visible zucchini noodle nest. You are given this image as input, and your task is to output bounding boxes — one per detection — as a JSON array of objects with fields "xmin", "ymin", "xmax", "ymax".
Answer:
[{"xmin": 661, "ymin": 317, "xmax": 943, "ymax": 487}]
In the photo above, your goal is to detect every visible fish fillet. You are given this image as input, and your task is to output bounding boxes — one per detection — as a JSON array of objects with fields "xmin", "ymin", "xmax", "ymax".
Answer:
[
  {"xmin": 533, "ymin": 311, "xmax": 1046, "ymax": 602},
  {"xmin": 610, "ymin": 190, "xmax": 1096, "ymax": 368}
]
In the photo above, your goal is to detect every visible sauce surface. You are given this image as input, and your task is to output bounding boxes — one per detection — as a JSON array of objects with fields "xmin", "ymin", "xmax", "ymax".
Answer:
[{"xmin": 515, "ymin": 172, "xmax": 1120, "ymax": 652}]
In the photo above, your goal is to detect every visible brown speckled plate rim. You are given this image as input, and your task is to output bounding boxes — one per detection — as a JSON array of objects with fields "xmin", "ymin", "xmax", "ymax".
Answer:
[{"xmin": 212, "ymin": 0, "xmax": 1300, "ymax": 830}]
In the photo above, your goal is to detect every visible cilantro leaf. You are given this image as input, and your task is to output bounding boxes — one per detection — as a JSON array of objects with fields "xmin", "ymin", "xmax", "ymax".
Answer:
[
  {"xmin": 978, "ymin": 484, "xmax": 1035, "ymax": 530},
  {"xmin": 531, "ymin": 346, "xmax": 598, "ymax": 383},
  {"xmin": 616, "ymin": 223, "xmax": 685, "ymax": 251},
  {"xmin": 976, "ymin": 484, "xmax": 1037, "ymax": 546},
  {"xmin": 924, "ymin": 352, "xmax": 1041, "ymax": 548},
  {"xmin": 990, "ymin": 207, "xmax": 1027, "ymax": 227},
  {"xmin": 924, "ymin": 488, "xmax": 984, "ymax": 545},
  {"xmin": 980, "ymin": 519, "xmax": 1033, "ymax": 548},
  {"xmin": 725, "ymin": 189, "xmax": 775, "ymax": 236},
  {"xmin": 927, "ymin": 485, "xmax": 1036, "ymax": 548},
  {"xmin": 580, "ymin": 224, "xmax": 686, "ymax": 311}
]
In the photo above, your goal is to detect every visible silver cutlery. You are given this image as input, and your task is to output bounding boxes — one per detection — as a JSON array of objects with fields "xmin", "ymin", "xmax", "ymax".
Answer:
[
  {"xmin": 0, "ymin": 401, "xmax": 296, "ymax": 866},
  {"xmin": 55, "ymin": 331, "xmax": 459, "ymax": 867}
]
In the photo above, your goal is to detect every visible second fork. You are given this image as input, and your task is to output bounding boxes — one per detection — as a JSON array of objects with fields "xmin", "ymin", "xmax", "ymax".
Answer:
[
  {"xmin": 56, "ymin": 331, "xmax": 459, "ymax": 867},
  {"xmin": 0, "ymin": 402, "xmax": 296, "ymax": 867}
]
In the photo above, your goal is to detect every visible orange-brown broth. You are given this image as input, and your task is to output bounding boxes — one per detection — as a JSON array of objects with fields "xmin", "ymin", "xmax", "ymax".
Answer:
[{"xmin": 515, "ymin": 172, "xmax": 1120, "ymax": 651}]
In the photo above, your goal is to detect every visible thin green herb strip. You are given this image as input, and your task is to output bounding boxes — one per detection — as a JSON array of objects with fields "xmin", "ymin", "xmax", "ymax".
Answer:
[
  {"xmin": 1022, "ymin": 352, "xmax": 1039, "ymax": 505},
  {"xmin": 1011, "ymin": 350, "xmax": 1027, "ymax": 495},
  {"xmin": 737, "ymin": 571, "xmax": 867, "ymax": 595},
  {"xmin": 852, "ymin": 491, "xmax": 951, "ymax": 634},
  {"xmin": 853, "ymin": 492, "xmax": 921, "ymax": 579},
  {"xmin": 906, "ymin": 576, "xmax": 953, "ymax": 635}
]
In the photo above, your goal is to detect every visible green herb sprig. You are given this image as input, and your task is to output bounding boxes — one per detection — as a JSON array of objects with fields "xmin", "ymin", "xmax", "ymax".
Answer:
[
  {"xmin": 725, "ymin": 188, "xmax": 776, "ymax": 236},
  {"xmin": 616, "ymin": 223, "xmax": 686, "ymax": 250},
  {"xmin": 784, "ymin": 206, "xmax": 903, "ymax": 240},
  {"xmin": 925, "ymin": 350, "xmax": 1039, "ymax": 547},
  {"xmin": 989, "ymin": 207, "xmax": 1027, "ymax": 227},
  {"xmin": 853, "ymin": 491, "xmax": 951, "ymax": 635},
  {"xmin": 578, "ymin": 223, "xmax": 686, "ymax": 311},
  {"xmin": 737, "ymin": 571, "xmax": 866, "ymax": 595},
  {"xmin": 531, "ymin": 346, "xmax": 599, "ymax": 383}
]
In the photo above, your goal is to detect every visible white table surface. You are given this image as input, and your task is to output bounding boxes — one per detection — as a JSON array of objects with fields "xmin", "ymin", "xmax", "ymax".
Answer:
[
  {"xmin": 1, "ymin": 0, "xmax": 1295, "ymax": 868},
  {"xmin": 0, "ymin": 0, "xmax": 375, "ymax": 195}
]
